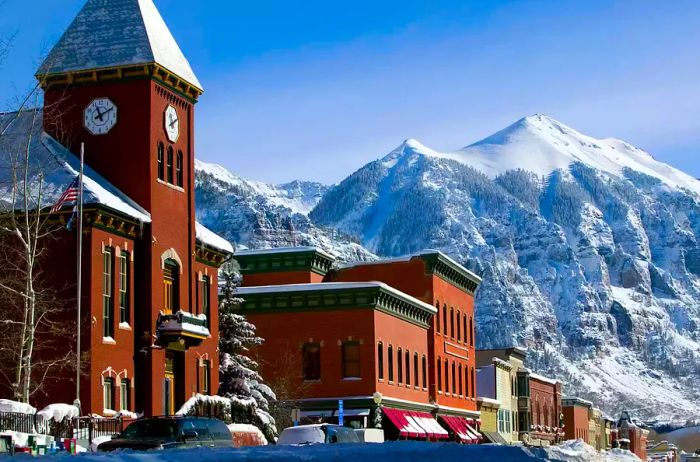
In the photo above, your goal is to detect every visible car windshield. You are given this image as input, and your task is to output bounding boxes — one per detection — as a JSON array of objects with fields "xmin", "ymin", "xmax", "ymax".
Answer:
[{"xmin": 121, "ymin": 420, "xmax": 180, "ymax": 439}]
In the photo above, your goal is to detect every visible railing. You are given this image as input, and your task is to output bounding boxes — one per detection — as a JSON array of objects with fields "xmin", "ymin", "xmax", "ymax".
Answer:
[
  {"xmin": 0, "ymin": 412, "xmax": 122, "ymax": 443},
  {"xmin": 157, "ymin": 311, "xmax": 210, "ymax": 344}
]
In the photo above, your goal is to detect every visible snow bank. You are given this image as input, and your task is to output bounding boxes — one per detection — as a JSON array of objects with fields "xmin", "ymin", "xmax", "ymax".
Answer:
[
  {"xmin": 37, "ymin": 404, "xmax": 79, "ymax": 422},
  {"xmin": 0, "ymin": 399, "xmax": 36, "ymax": 414},
  {"xmin": 538, "ymin": 440, "xmax": 641, "ymax": 462},
  {"xmin": 35, "ymin": 440, "xmax": 643, "ymax": 462},
  {"xmin": 176, "ymin": 394, "xmax": 231, "ymax": 416}
]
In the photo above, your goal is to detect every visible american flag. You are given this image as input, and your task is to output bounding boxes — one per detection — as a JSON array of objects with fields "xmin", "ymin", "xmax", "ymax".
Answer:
[{"xmin": 50, "ymin": 178, "xmax": 80, "ymax": 214}]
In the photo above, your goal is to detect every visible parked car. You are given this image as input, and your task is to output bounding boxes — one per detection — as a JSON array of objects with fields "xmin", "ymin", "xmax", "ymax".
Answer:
[
  {"xmin": 97, "ymin": 416, "xmax": 234, "ymax": 451},
  {"xmin": 277, "ymin": 424, "xmax": 360, "ymax": 445}
]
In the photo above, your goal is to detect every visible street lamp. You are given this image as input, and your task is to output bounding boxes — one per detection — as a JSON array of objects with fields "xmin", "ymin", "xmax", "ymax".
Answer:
[{"xmin": 373, "ymin": 392, "xmax": 383, "ymax": 406}]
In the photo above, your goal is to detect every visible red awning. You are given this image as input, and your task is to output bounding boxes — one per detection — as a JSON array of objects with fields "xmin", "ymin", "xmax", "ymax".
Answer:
[
  {"xmin": 440, "ymin": 416, "xmax": 475, "ymax": 443},
  {"xmin": 411, "ymin": 411, "xmax": 449, "ymax": 440},
  {"xmin": 383, "ymin": 408, "xmax": 423, "ymax": 438},
  {"xmin": 382, "ymin": 408, "xmax": 450, "ymax": 440}
]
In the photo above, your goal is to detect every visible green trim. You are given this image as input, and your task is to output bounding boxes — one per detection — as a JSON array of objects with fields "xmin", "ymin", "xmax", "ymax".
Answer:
[
  {"xmin": 415, "ymin": 253, "xmax": 480, "ymax": 295},
  {"xmin": 234, "ymin": 250, "xmax": 335, "ymax": 277},
  {"xmin": 237, "ymin": 285, "xmax": 434, "ymax": 328}
]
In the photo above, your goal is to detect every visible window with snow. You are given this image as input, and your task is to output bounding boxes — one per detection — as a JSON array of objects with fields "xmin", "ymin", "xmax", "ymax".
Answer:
[
  {"xmin": 103, "ymin": 377, "xmax": 115, "ymax": 411},
  {"xmin": 302, "ymin": 343, "xmax": 321, "ymax": 381},
  {"xmin": 119, "ymin": 251, "xmax": 130, "ymax": 325},
  {"xmin": 103, "ymin": 247, "xmax": 114, "ymax": 338},
  {"xmin": 342, "ymin": 342, "xmax": 360, "ymax": 379},
  {"xmin": 163, "ymin": 259, "xmax": 180, "ymax": 314},
  {"xmin": 120, "ymin": 379, "xmax": 130, "ymax": 411}
]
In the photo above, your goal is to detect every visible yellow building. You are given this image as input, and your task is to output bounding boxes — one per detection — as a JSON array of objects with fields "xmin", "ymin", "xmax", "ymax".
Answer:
[
  {"xmin": 588, "ymin": 407, "xmax": 604, "ymax": 450},
  {"xmin": 476, "ymin": 347, "xmax": 526, "ymax": 442},
  {"xmin": 477, "ymin": 397, "xmax": 501, "ymax": 441},
  {"xmin": 476, "ymin": 356, "xmax": 516, "ymax": 444}
]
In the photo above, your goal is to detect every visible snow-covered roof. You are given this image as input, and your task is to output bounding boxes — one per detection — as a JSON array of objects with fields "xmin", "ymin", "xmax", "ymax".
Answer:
[
  {"xmin": 237, "ymin": 281, "xmax": 437, "ymax": 314},
  {"xmin": 37, "ymin": 0, "xmax": 202, "ymax": 91},
  {"xmin": 235, "ymin": 246, "xmax": 335, "ymax": 261},
  {"xmin": 0, "ymin": 111, "xmax": 151, "ymax": 223},
  {"xmin": 476, "ymin": 397, "xmax": 501, "ymax": 406},
  {"xmin": 529, "ymin": 372, "xmax": 560, "ymax": 385},
  {"xmin": 195, "ymin": 222, "xmax": 233, "ymax": 254}
]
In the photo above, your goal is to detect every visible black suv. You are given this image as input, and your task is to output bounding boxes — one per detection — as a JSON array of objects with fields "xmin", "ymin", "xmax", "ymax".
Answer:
[{"xmin": 98, "ymin": 416, "xmax": 233, "ymax": 451}]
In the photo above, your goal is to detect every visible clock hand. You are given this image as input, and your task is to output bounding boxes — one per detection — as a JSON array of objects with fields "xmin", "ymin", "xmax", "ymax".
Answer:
[
  {"xmin": 169, "ymin": 117, "xmax": 178, "ymax": 128},
  {"xmin": 94, "ymin": 106, "xmax": 105, "ymax": 122}
]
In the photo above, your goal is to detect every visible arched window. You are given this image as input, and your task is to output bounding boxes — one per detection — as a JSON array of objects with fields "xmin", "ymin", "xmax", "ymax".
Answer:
[
  {"xmin": 442, "ymin": 305, "xmax": 447, "ymax": 336},
  {"xmin": 450, "ymin": 308, "xmax": 455, "ymax": 338},
  {"xmin": 435, "ymin": 302, "xmax": 441, "ymax": 333},
  {"xmin": 444, "ymin": 360, "xmax": 449, "ymax": 394},
  {"xmin": 102, "ymin": 247, "xmax": 114, "ymax": 338},
  {"xmin": 167, "ymin": 146, "xmax": 174, "ymax": 184},
  {"xmin": 457, "ymin": 310, "xmax": 461, "ymax": 341},
  {"xmin": 163, "ymin": 258, "xmax": 180, "ymax": 314},
  {"xmin": 176, "ymin": 150, "xmax": 184, "ymax": 187},
  {"xmin": 388, "ymin": 345, "xmax": 394, "ymax": 382},
  {"xmin": 377, "ymin": 342, "xmax": 384, "ymax": 381},
  {"xmin": 451, "ymin": 362, "xmax": 456, "ymax": 394},
  {"xmin": 437, "ymin": 356, "xmax": 442, "ymax": 391},
  {"xmin": 458, "ymin": 364, "xmax": 463, "ymax": 396},
  {"xmin": 405, "ymin": 350, "xmax": 410, "ymax": 386},
  {"xmin": 421, "ymin": 355, "xmax": 427, "ymax": 389},
  {"xmin": 157, "ymin": 143, "xmax": 165, "ymax": 180},
  {"xmin": 397, "ymin": 348, "xmax": 403, "ymax": 384},
  {"xmin": 465, "ymin": 365, "xmax": 469, "ymax": 398},
  {"xmin": 469, "ymin": 317, "xmax": 474, "ymax": 347},
  {"xmin": 463, "ymin": 314, "xmax": 468, "ymax": 345},
  {"xmin": 413, "ymin": 353, "xmax": 419, "ymax": 387}
]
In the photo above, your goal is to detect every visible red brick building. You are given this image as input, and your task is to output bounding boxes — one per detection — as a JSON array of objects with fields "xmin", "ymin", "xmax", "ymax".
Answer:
[
  {"xmin": 527, "ymin": 373, "xmax": 563, "ymax": 445},
  {"xmin": 0, "ymin": 0, "xmax": 232, "ymax": 416},
  {"xmin": 562, "ymin": 397, "xmax": 592, "ymax": 441},
  {"xmin": 234, "ymin": 247, "xmax": 482, "ymax": 442}
]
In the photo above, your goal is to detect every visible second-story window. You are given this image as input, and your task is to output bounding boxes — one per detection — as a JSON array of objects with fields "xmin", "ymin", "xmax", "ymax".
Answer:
[
  {"xmin": 157, "ymin": 143, "xmax": 164, "ymax": 180},
  {"xmin": 202, "ymin": 275, "xmax": 211, "ymax": 327},
  {"xmin": 102, "ymin": 247, "xmax": 114, "ymax": 338},
  {"xmin": 458, "ymin": 364, "xmax": 463, "ymax": 396},
  {"xmin": 413, "ymin": 353, "xmax": 419, "ymax": 387},
  {"xmin": 437, "ymin": 357, "xmax": 442, "ymax": 391},
  {"xmin": 176, "ymin": 151, "xmax": 184, "ymax": 187},
  {"xmin": 435, "ymin": 302, "xmax": 441, "ymax": 333},
  {"xmin": 444, "ymin": 360, "xmax": 449, "ymax": 394},
  {"xmin": 388, "ymin": 345, "xmax": 394, "ymax": 382},
  {"xmin": 442, "ymin": 305, "xmax": 447, "ymax": 336},
  {"xmin": 302, "ymin": 343, "xmax": 321, "ymax": 381},
  {"xmin": 397, "ymin": 348, "xmax": 403, "ymax": 384},
  {"xmin": 405, "ymin": 350, "xmax": 410, "ymax": 386},
  {"xmin": 163, "ymin": 259, "xmax": 179, "ymax": 314},
  {"xmin": 457, "ymin": 310, "xmax": 461, "ymax": 341},
  {"xmin": 421, "ymin": 355, "xmax": 427, "ymax": 389},
  {"xmin": 450, "ymin": 308, "xmax": 455, "ymax": 339},
  {"xmin": 342, "ymin": 342, "xmax": 360, "ymax": 379},
  {"xmin": 377, "ymin": 342, "xmax": 384, "ymax": 381},
  {"xmin": 166, "ymin": 147, "xmax": 174, "ymax": 184},
  {"xmin": 119, "ymin": 251, "xmax": 129, "ymax": 325}
]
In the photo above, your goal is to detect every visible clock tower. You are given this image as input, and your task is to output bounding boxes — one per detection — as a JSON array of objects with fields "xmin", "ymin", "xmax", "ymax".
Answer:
[{"xmin": 36, "ymin": 0, "xmax": 220, "ymax": 416}]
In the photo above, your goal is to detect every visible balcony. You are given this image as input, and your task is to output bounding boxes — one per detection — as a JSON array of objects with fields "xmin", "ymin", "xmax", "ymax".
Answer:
[{"xmin": 156, "ymin": 311, "xmax": 210, "ymax": 349}]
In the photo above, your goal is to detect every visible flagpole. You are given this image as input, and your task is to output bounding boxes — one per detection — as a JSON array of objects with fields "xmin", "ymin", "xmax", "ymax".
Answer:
[{"xmin": 75, "ymin": 143, "xmax": 84, "ymax": 414}]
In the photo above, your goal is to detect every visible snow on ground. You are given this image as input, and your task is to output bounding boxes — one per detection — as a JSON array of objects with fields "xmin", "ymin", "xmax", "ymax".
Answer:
[{"xmin": 39, "ymin": 441, "xmax": 638, "ymax": 461}]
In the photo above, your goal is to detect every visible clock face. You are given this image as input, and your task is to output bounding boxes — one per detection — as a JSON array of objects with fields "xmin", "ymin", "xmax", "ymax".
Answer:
[
  {"xmin": 164, "ymin": 105, "xmax": 180, "ymax": 143},
  {"xmin": 84, "ymin": 98, "xmax": 117, "ymax": 135}
]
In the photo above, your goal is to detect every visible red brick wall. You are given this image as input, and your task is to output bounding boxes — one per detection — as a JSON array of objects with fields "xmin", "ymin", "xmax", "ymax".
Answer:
[
  {"xmin": 529, "ymin": 378, "xmax": 561, "ymax": 429},
  {"xmin": 242, "ymin": 270, "xmax": 325, "ymax": 287},
  {"xmin": 563, "ymin": 405, "xmax": 589, "ymax": 441}
]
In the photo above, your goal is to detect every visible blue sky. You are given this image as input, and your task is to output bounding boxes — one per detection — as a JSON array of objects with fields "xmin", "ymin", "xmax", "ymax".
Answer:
[{"xmin": 2, "ymin": 0, "xmax": 700, "ymax": 184}]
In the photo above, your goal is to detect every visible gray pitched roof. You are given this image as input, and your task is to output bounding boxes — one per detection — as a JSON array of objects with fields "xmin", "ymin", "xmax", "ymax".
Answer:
[{"xmin": 36, "ymin": 0, "xmax": 202, "ymax": 90}]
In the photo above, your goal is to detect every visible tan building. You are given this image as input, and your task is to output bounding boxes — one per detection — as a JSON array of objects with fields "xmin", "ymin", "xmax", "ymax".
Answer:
[
  {"xmin": 589, "ymin": 407, "xmax": 604, "ymax": 450},
  {"xmin": 476, "ymin": 397, "xmax": 500, "ymax": 437},
  {"xmin": 476, "ymin": 347, "xmax": 526, "ymax": 442},
  {"xmin": 476, "ymin": 357, "xmax": 514, "ymax": 444}
]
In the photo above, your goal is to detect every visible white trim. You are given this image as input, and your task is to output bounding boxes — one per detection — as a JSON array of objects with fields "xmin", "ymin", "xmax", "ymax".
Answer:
[{"xmin": 161, "ymin": 248, "xmax": 183, "ymax": 273}]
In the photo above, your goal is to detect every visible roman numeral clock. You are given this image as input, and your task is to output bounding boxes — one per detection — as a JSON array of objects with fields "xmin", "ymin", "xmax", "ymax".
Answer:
[{"xmin": 84, "ymin": 98, "xmax": 118, "ymax": 135}]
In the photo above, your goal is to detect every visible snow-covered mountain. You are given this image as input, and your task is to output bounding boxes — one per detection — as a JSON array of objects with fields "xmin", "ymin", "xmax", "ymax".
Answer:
[
  {"xmin": 194, "ymin": 160, "xmax": 375, "ymax": 262},
  {"xmin": 310, "ymin": 114, "xmax": 700, "ymax": 420}
]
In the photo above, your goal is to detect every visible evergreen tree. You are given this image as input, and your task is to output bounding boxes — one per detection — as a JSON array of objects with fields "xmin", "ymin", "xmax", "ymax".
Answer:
[{"xmin": 218, "ymin": 269, "xmax": 277, "ymax": 441}]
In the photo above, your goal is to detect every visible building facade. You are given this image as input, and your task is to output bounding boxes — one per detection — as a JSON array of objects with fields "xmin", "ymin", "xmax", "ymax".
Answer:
[
  {"xmin": 527, "ymin": 373, "xmax": 563, "ymax": 446},
  {"xmin": 562, "ymin": 397, "xmax": 592, "ymax": 442},
  {"xmin": 233, "ymin": 247, "xmax": 482, "ymax": 442},
  {"xmin": 0, "ymin": 0, "xmax": 232, "ymax": 416},
  {"xmin": 476, "ymin": 358, "xmax": 514, "ymax": 444}
]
